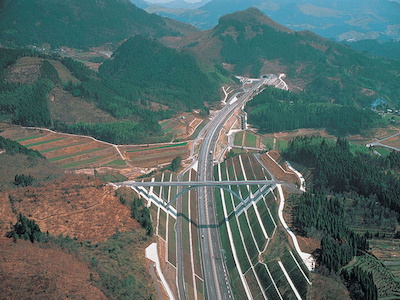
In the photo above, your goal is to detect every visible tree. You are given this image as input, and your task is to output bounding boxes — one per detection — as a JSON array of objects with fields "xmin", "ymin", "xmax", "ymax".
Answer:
[
  {"xmin": 14, "ymin": 174, "xmax": 34, "ymax": 187},
  {"xmin": 7, "ymin": 213, "xmax": 45, "ymax": 243},
  {"xmin": 170, "ymin": 156, "xmax": 182, "ymax": 173}
]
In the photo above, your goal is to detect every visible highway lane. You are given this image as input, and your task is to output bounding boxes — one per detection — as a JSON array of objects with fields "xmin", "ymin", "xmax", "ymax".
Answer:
[{"xmin": 197, "ymin": 78, "xmax": 267, "ymax": 300}]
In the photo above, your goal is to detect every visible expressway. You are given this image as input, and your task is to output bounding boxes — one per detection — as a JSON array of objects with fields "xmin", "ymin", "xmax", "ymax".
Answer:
[{"xmin": 196, "ymin": 78, "xmax": 267, "ymax": 300}]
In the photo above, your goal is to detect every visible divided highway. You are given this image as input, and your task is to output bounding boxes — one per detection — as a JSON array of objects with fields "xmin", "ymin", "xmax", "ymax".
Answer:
[{"xmin": 196, "ymin": 78, "xmax": 267, "ymax": 300}]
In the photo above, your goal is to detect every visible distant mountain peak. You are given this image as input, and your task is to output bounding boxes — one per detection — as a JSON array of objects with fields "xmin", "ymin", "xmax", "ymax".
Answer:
[{"xmin": 217, "ymin": 7, "xmax": 293, "ymax": 34}]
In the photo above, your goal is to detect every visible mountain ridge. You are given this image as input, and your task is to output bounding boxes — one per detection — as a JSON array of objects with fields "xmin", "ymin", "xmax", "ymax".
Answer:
[
  {"xmin": 146, "ymin": 0, "xmax": 400, "ymax": 41},
  {"xmin": 0, "ymin": 0, "xmax": 198, "ymax": 48},
  {"xmin": 174, "ymin": 8, "xmax": 400, "ymax": 107}
]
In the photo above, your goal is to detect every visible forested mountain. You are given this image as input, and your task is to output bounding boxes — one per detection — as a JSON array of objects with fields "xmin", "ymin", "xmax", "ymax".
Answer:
[
  {"xmin": 0, "ymin": 0, "xmax": 198, "ymax": 49},
  {"xmin": 177, "ymin": 8, "xmax": 400, "ymax": 108},
  {"xmin": 147, "ymin": 0, "xmax": 400, "ymax": 41},
  {"xmin": 99, "ymin": 36, "xmax": 218, "ymax": 110},
  {"xmin": 0, "ymin": 36, "xmax": 218, "ymax": 144},
  {"xmin": 345, "ymin": 39, "xmax": 400, "ymax": 61}
]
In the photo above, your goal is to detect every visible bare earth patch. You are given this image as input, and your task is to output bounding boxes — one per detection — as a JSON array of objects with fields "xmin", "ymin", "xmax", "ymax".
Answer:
[
  {"xmin": 260, "ymin": 152, "xmax": 299, "ymax": 185},
  {"xmin": 0, "ymin": 237, "xmax": 107, "ymax": 300},
  {"xmin": 48, "ymin": 87, "xmax": 116, "ymax": 124},
  {"xmin": 6, "ymin": 176, "xmax": 139, "ymax": 243}
]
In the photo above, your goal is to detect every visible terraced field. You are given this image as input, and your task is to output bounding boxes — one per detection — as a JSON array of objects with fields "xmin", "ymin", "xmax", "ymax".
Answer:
[
  {"xmin": 0, "ymin": 124, "xmax": 124, "ymax": 169},
  {"xmin": 345, "ymin": 254, "xmax": 400, "ymax": 299},
  {"xmin": 122, "ymin": 142, "xmax": 189, "ymax": 168},
  {"xmin": 160, "ymin": 113, "xmax": 204, "ymax": 140}
]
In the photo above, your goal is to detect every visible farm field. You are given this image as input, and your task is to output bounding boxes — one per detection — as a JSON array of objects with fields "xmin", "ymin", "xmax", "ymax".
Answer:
[
  {"xmin": 369, "ymin": 239, "xmax": 400, "ymax": 279},
  {"xmin": 122, "ymin": 142, "xmax": 190, "ymax": 168},
  {"xmin": 373, "ymin": 146, "xmax": 392, "ymax": 156},
  {"xmin": 0, "ymin": 124, "xmax": 124, "ymax": 169},
  {"xmin": 233, "ymin": 131, "xmax": 260, "ymax": 148},
  {"xmin": 159, "ymin": 113, "xmax": 204, "ymax": 140},
  {"xmin": 380, "ymin": 134, "xmax": 400, "ymax": 149},
  {"xmin": 345, "ymin": 254, "xmax": 400, "ymax": 299},
  {"xmin": 0, "ymin": 123, "xmax": 194, "ymax": 171}
]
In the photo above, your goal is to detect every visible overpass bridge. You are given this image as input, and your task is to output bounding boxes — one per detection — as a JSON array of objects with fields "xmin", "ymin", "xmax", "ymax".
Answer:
[
  {"xmin": 112, "ymin": 179, "xmax": 276, "ymax": 210},
  {"xmin": 114, "ymin": 180, "xmax": 275, "ymax": 188}
]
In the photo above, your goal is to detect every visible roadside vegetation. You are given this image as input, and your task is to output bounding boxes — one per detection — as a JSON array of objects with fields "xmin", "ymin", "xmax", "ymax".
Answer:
[{"xmin": 284, "ymin": 136, "xmax": 400, "ymax": 298}]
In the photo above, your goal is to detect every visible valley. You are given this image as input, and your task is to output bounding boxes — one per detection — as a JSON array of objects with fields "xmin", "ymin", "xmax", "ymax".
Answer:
[{"xmin": 0, "ymin": 1, "xmax": 400, "ymax": 299}]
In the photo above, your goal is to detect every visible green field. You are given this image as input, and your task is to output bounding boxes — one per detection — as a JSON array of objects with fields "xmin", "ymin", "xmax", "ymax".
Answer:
[
  {"xmin": 168, "ymin": 215, "xmax": 176, "ymax": 267},
  {"xmin": 374, "ymin": 147, "xmax": 392, "ymax": 156},
  {"xmin": 158, "ymin": 209, "xmax": 167, "ymax": 240},
  {"xmin": 247, "ymin": 207, "xmax": 267, "ymax": 251},
  {"xmin": 214, "ymin": 188, "xmax": 225, "ymax": 224},
  {"xmin": 103, "ymin": 159, "xmax": 127, "ymax": 167},
  {"xmin": 229, "ymin": 217, "xmax": 252, "ymax": 273},
  {"xmin": 219, "ymin": 222, "xmax": 240, "ymax": 282},
  {"xmin": 245, "ymin": 269, "xmax": 263, "ymax": 299},
  {"xmin": 261, "ymin": 138, "xmax": 274, "ymax": 150},
  {"xmin": 266, "ymin": 260, "xmax": 294, "ymax": 299},
  {"xmin": 256, "ymin": 199, "xmax": 276, "ymax": 237},
  {"xmin": 275, "ymin": 139, "xmax": 288, "ymax": 151},
  {"xmin": 25, "ymin": 138, "xmax": 64, "ymax": 147},
  {"xmin": 244, "ymin": 132, "xmax": 257, "ymax": 148},
  {"xmin": 254, "ymin": 263, "xmax": 281, "ymax": 300},
  {"xmin": 149, "ymin": 204, "xmax": 159, "ymax": 230},
  {"xmin": 280, "ymin": 250, "xmax": 309, "ymax": 298},
  {"xmin": 238, "ymin": 214, "xmax": 259, "ymax": 265},
  {"xmin": 126, "ymin": 142, "xmax": 187, "ymax": 152},
  {"xmin": 99, "ymin": 173, "xmax": 127, "ymax": 182},
  {"xmin": 234, "ymin": 131, "xmax": 244, "ymax": 146},
  {"xmin": 60, "ymin": 155, "xmax": 104, "ymax": 168}
]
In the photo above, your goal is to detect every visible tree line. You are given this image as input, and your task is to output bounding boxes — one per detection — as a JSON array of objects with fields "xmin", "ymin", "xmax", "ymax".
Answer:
[
  {"xmin": 118, "ymin": 193, "xmax": 153, "ymax": 237},
  {"xmin": 284, "ymin": 136, "xmax": 400, "ymax": 214},
  {"xmin": 293, "ymin": 192, "xmax": 368, "ymax": 272},
  {"xmin": 285, "ymin": 136, "xmax": 399, "ymax": 298},
  {"xmin": 341, "ymin": 267, "xmax": 378, "ymax": 300},
  {"xmin": 247, "ymin": 86, "xmax": 383, "ymax": 135},
  {"xmin": 0, "ymin": 136, "xmax": 44, "ymax": 158}
]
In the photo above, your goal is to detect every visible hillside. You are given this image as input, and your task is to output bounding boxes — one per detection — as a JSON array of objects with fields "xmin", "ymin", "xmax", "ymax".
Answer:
[
  {"xmin": 0, "ymin": 40, "xmax": 218, "ymax": 144},
  {"xmin": 0, "ymin": 237, "xmax": 108, "ymax": 300},
  {"xmin": 0, "ymin": 0, "xmax": 198, "ymax": 49},
  {"xmin": 177, "ymin": 8, "xmax": 400, "ymax": 109},
  {"xmin": 99, "ymin": 35, "xmax": 219, "ymax": 110}
]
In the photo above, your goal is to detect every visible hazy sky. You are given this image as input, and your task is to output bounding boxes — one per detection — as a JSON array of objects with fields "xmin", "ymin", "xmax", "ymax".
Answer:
[{"xmin": 146, "ymin": 0, "xmax": 203, "ymax": 3}]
